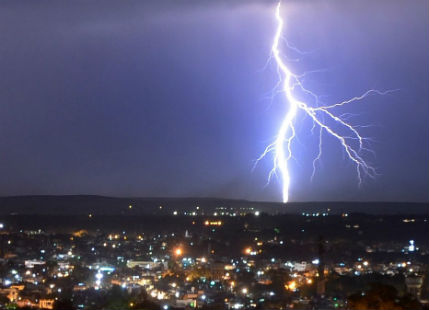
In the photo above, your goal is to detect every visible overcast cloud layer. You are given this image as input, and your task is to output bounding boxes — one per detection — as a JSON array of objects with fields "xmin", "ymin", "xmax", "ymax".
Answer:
[{"xmin": 0, "ymin": 0, "xmax": 427, "ymax": 202}]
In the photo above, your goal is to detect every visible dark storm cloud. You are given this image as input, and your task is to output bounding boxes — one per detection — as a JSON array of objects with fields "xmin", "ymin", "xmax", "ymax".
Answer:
[{"xmin": 0, "ymin": 0, "xmax": 427, "ymax": 202}]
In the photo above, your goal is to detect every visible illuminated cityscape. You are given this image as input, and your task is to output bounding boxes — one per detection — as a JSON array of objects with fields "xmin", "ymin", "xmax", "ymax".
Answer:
[
  {"xmin": 0, "ymin": 0, "xmax": 427, "ymax": 309},
  {"xmin": 0, "ymin": 200, "xmax": 426, "ymax": 309}
]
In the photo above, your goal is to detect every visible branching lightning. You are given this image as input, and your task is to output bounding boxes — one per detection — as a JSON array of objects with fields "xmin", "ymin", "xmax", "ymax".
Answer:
[{"xmin": 257, "ymin": 3, "xmax": 396, "ymax": 203}]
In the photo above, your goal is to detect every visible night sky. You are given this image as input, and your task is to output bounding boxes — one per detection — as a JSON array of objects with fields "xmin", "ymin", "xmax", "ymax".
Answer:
[{"xmin": 0, "ymin": 0, "xmax": 427, "ymax": 202}]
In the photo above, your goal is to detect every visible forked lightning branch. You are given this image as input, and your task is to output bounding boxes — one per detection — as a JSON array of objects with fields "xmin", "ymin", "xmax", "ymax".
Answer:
[{"xmin": 257, "ymin": 3, "xmax": 395, "ymax": 203}]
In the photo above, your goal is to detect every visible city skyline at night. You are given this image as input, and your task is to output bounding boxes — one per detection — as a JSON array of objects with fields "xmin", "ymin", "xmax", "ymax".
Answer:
[{"xmin": 0, "ymin": 1, "xmax": 427, "ymax": 309}]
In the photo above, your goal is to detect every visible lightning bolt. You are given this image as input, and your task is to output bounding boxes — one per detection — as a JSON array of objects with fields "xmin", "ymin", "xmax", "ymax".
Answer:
[{"xmin": 257, "ymin": 3, "xmax": 396, "ymax": 203}]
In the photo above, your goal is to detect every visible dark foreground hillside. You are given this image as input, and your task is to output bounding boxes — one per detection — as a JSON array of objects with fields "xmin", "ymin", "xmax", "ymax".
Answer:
[{"xmin": 0, "ymin": 195, "xmax": 427, "ymax": 215}]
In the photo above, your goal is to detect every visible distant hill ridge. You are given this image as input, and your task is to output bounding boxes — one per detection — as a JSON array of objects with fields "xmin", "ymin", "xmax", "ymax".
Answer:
[{"xmin": 0, "ymin": 195, "xmax": 427, "ymax": 215}]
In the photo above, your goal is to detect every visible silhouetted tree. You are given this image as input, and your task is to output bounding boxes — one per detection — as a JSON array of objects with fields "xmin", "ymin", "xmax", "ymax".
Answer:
[{"xmin": 347, "ymin": 283, "xmax": 421, "ymax": 310}]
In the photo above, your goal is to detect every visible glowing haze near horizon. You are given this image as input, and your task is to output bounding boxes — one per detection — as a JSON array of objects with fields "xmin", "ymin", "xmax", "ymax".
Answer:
[{"xmin": 0, "ymin": 0, "xmax": 427, "ymax": 203}]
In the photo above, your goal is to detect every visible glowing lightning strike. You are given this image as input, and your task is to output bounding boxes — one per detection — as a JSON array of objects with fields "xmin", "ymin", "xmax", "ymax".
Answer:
[{"xmin": 257, "ymin": 3, "xmax": 396, "ymax": 203}]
